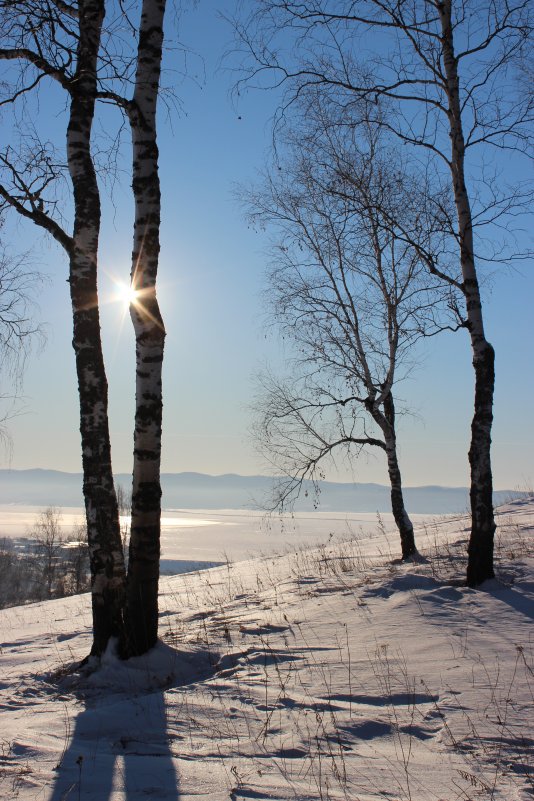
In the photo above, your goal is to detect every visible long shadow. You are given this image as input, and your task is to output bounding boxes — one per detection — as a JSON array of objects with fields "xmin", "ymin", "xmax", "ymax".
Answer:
[
  {"xmin": 49, "ymin": 687, "xmax": 179, "ymax": 800},
  {"xmin": 48, "ymin": 641, "xmax": 219, "ymax": 800},
  {"xmin": 486, "ymin": 580, "xmax": 534, "ymax": 622}
]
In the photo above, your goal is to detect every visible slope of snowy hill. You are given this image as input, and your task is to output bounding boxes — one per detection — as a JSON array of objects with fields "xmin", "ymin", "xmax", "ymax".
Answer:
[{"xmin": 1, "ymin": 498, "xmax": 533, "ymax": 800}]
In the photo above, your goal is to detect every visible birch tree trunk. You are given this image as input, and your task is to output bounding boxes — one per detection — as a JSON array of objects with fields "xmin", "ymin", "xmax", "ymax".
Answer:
[
  {"xmin": 123, "ymin": 0, "xmax": 167, "ymax": 657},
  {"xmin": 67, "ymin": 0, "xmax": 126, "ymax": 655},
  {"xmin": 372, "ymin": 393, "xmax": 417, "ymax": 560},
  {"xmin": 438, "ymin": 0, "xmax": 496, "ymax": 586}
]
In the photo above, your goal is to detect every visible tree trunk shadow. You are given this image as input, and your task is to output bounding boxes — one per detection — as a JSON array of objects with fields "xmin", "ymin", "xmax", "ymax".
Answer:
[{"xmin": 49, "ymin": 688, "xmax": 180, "ymax": 800}]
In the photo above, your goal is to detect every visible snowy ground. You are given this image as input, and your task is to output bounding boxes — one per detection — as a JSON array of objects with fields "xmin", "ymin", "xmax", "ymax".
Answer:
[{"xmin": 1, "ymin": 499, "xmax": 532, "ymax": 800}]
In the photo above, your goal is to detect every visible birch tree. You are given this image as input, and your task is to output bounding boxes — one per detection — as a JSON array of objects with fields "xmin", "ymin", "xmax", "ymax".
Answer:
[
  {"xmin": 122, "ymin": 0, "xmax": 167, "ymax": 657},
  {"xmin": 237, "ymin": 0, "xmax": 533, "ymax": 585},
  {"xmin": 0, "ymin": 0, "xmax": 169, "ymax": 657},
  {"xmin": 0, "ymin": 243, "xmax": 43, "ymax": 441},
  {"xmin": 248, "ymin": 110, "xmax": 458, "ymax": 559},
  {"xmin": 0, "ymin": 0, "xmax": 127, "ymax": 655},
  {"xmin": 0, "ymin": 245, "xmax": 42, "ymax": 379}
]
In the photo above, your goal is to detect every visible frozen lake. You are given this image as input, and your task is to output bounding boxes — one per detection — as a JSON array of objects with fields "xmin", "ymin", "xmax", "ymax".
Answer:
[{"xmin": 0, "ymin": 504, "xmax": 442, "ymax": 574}]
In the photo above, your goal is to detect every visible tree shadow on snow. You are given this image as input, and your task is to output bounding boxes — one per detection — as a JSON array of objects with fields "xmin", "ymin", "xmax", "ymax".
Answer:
[
  {"xmin": 485, "ymin": 579, "xmax": 534, "ymax": 622},
  {"xmin": 48, "ymin": 642, "xmax": 217, "ymax": 801},
  {"xmin": 49, "ymin": 688, "xmax": 179, "ymax": 801}
]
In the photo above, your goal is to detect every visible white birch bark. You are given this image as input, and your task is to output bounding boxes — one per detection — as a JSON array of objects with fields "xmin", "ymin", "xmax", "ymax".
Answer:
[
  {"xmin": 370, "ymin": 393, "xmax": 417, "ymax": 559},
  {"xmin": 438, "ymin": 0, "xmax": 496, "ymax": 585},
  {"xmin": 0, "ymin": 0, "xmax": 127, "ymax": 657},
  {"xmin": 66, "ymin": 0, "xmax": 126, "ymax": 655},
  {"xmin": 123, "ymin": 0, "xmax": 167, "ymax": 656}
]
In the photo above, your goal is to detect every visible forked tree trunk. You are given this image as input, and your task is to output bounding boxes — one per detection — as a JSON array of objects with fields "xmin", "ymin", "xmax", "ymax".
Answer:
[
  {"xmin": 67, "ymin": 0, "xmax": 126, "ymax": 655},
  {"xmin": 122, "ymin": 0, "xmax": 167, "ymax": 657},
  {"xmin": 438, "ymin": 0, "xmax": 496, "ymax": 586},
  {"xmin": 371, "ymin": 393, "xmax": 417, "ymax": 560}
]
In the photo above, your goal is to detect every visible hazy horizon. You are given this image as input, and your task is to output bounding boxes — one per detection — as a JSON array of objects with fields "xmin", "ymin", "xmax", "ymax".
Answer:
[
  {"xmin": 0, "ymin": 465, "xmax": 527, "ymax": 492},
  {"xmin": 0, "ymin": 468, "xmax": 526, "ymax": 516}
]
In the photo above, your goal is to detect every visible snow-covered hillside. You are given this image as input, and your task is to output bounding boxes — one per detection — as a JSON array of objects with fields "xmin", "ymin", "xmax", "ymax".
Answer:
[{"xmin": 1, "ymin": 499, "xmax": 533, "ymax": 800}]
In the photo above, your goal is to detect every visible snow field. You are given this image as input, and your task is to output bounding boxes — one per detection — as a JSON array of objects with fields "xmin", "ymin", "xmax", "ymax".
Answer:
[{"xmin": 0, "ymin": 498, "xmax": 533, "ymax": 800}]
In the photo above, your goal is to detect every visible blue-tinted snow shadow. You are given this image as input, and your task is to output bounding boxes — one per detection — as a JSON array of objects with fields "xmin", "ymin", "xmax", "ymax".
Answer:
[
  {"xmin": 49, "ymin": 688, "xmax": 179, "ymax": 801},
  {"xmin": 159, "ymin": 558, "xmax": 226, "ymax": 576},
  {"xmin": 483, "ymin": 577, "xmax": 534, "ymax": 622},
  {"xmin": 48, "ymin": 642, "xmax": 220, "ymax": 801}
]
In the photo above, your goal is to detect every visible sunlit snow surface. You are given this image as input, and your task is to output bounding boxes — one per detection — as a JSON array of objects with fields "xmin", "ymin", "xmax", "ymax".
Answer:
[{"xmin": 0, "ymin": 498, "xmax": 533, "ymax": 800}]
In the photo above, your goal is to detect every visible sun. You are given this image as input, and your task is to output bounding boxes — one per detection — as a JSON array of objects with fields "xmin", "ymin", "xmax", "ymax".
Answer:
[{"xmin": 115, "ymin": 281, "xmax": 140, "ymax": 308}]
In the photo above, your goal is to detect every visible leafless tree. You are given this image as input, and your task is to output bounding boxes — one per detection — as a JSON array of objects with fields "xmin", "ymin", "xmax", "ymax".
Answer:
[
  {"xmin": 236, "ymin": 0, "xmax": 533, "ymax": 585},
  {"xmin": 64, "ymin": 523, "xmax": 90, "ymax": 595},
  {"xmin": 79, "ymin": 0, "xmax": 168, "ymax": 657},
  {"xmin": 247, "ymin": 108, "xmax": 459, "ymax": 559},
  {"xmin": 0, "ymin": 242, "xmax": 44, "ymax": 444},
  {"xmin": 0, "ymin": 0, "xmax": 127, "ymax": 656},
  {"xmin": 0, "ymin": 0, "xmax": 169, "ymax": 657},
  {"xmin": 122, "ymin": 0, "xmax": 167, "ymax": 657},
  {"xmin": 0, "ymin": 538, "xmax": 26, "ymax": 607},
  {"xmin": 0, "ymin": 513, "xmax": 89, "ymax": 607},
  {"xmin": 32, "ymin": 507, "xmax": 65, "ymax": 598},
  {"xmin": 0, "ymin": 245, "xmax": 42, "ymax": 379}
]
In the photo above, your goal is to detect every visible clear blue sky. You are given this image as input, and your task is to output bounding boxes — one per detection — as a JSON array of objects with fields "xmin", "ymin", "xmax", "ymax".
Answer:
[{"xmin": 2, "ymin": 2, "xmax": 533, "ymax": 490}]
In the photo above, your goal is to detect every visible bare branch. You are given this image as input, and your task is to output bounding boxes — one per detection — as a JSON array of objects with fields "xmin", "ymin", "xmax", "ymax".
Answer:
[
  {"xmin": 0, "ymin": 47, "xmax": 70, "ymax": 89},
  {"xmin": 50, "ymin": 0, "xmax": 79, "ymax": 19},
  {"xmin": 0, "ymin": 183, "xmax": 72, "ymax": 254}
]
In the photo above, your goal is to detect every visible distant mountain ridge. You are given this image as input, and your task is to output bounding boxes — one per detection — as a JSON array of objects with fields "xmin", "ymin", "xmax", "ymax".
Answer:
[{"xmin": 0, "ymin": 468, "xmax": 525, "ymax": 514}]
